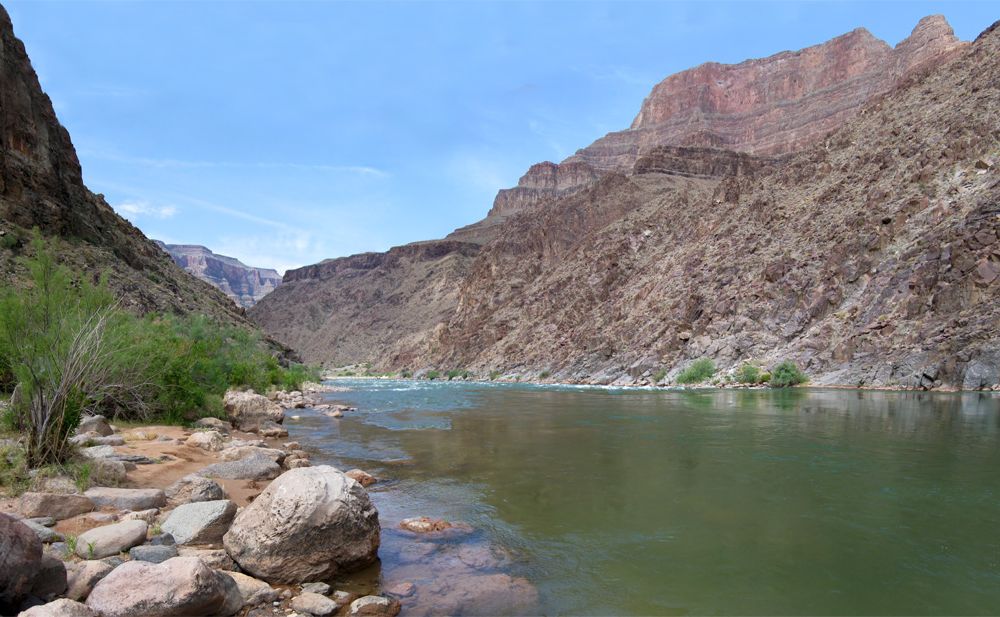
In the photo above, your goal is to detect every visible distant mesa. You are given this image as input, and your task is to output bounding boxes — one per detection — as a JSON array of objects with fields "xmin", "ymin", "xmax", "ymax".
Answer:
[{"xmin": 156, "ymin": 242, "xmax": 282, "ymax": 308}]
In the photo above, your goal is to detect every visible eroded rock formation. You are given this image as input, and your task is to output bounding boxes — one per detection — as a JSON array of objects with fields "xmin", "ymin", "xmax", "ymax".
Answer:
[{"xmin": 156, "ymin": 242, "xmax": 281, "ymax": 308}]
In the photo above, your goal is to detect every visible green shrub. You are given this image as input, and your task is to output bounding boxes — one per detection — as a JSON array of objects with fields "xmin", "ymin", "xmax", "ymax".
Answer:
[
  {"xmin": 676, "ymin": 359, "xmax": 716, "ymax": 385},
  {"xmin": 489, "ymin": 371, "xmax": 501, "ymax": 381},
  {"xmin": 0, "ymin": 442, "xmax": 30, "ymax": 495},
  {"xmin": 759, "ymin": 372, "xmax": 771, "ymax": 383},
  {"xmin": 426, "ymin": 370, "xmax": 440, "ymax": 380},
  {"xmin": 769, "ymin": 361, "xmax": 807, "ymax": 388},
  {"xmin": 734, "ymin": 363, "xmax": 761, "ymax": 384},
  {"xmin": 539, "ymin": 370, "xmax": 551, "ymax": 379},
  {"xmin": 652, "ymin": 369, "xmax": 667, "ymax": 383}
]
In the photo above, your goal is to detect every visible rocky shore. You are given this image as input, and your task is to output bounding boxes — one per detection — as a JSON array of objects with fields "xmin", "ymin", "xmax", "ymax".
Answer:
[{"xmin": 0, "ymin": 384, "xmax": 401, "ymax": 617}]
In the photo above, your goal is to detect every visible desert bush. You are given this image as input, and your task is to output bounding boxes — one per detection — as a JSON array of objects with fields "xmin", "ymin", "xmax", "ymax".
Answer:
[
  {"xmin": 653, "ymin": 369, "xmax": 667, "ymax": 383},
  {"xmin": 769, "ymin": 361, "xmax": 807, "ymax": 388},
  {"xmin": 676, "ymin": 358, "xmax": 716, "ymax": 385},
  {"xmin": 426, "ymin": 370, "xmax": 440, "ymax": 380},
  {"xmin": 489, "ymin": 371, "xmax": 501, "ymax": 381},
  {"xmin": 734, "ymin": 363, "xmax": 761, "ymax": 384},
  {"xmin": 539, "ymin": 370, "xmax": 551, "ymax": 379}
]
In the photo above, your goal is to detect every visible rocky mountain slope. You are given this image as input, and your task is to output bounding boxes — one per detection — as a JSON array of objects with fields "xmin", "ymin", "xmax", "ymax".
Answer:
[
  {"xmin": 0, "ymin": 5, "xmax": 245, "ymax": 324},
  {"xmin": 252, "ymin": 15, "xmax": 1000, "ymax": 390},
  {"xmin": 156, "ymin": 242, "xmax": 281, "ymax": 308}
]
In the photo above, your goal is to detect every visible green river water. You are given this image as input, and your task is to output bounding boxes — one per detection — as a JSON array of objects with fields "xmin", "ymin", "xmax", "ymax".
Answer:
[{"xmin": 285, "ymin": 380, "xmax": 1000, "ymax": 616}]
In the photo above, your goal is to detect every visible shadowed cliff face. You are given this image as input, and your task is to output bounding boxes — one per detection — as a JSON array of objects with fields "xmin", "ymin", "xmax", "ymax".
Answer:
[
  {"xmin": 253, "ymin": 16, "xmax": 1000, "ymax": 390},
  {"xmin": 157, "ymin": 243, "xmax": 282, "ymax": 308},
  {"xmin": 0, "ymin": 5, "xmax": 246, "ymax": 323}
]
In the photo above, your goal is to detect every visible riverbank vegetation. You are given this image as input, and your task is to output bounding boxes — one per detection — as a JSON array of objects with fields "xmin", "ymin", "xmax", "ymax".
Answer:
[{"xmin": 0, "ymin": 234, "xmax": 317, "ymax": 467}]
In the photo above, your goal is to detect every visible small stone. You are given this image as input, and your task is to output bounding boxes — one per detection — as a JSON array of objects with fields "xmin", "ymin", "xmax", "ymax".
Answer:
[
  {"xmin": 176, "ymin": 547, "xmax": 238, "ymax": 571},
  {"xmin": 348, "ymin": 596, "xmax": 401, "ymax": 617},
  {"xmin": 77, "ymin": 415, "xmax": 113, "ymax": 437},
  {"xmin": 128, "ymin": 544, "xmax": 179, "ymax": 564},
  {"xmin": 27, "ymin": 516, "xmax": 55, "ymax": 527},
  {"xmin": 122, "ymin": 508, "xmax": 159, "ymax": 524},
  {"xmin": 165, "ymin": 474, "xmax": 226, "ymax": 505},
  {"xmin": 291, "ymin": 592, "xmax": 338, "ymax": 616},
  {"xmin": 149, "ymin": 533, "xmax": 175, "ymax": 546},
  {"xmin": 331, "ymin": 591, "xmax": 357, "ymax": 608},
  {"xmin": 194, "ymin": 417, "xmax": 232, "ymax": 432},
  {"xmin": 399, "ymin": 516, "xmax": 453, "ymax": 533},
  {"xmin": 345, "ymin": 469, "xmax": 377, "ymax": 487},
  {"xmin": 384, "ymin": 581, "xmax": 415, "ymax": 598},
  {"xmin": 286, "ymin": 458, "xmax": 311, "ymax": 469},
  {"xmin": 185, "ymin": 430, "xmax": 225, "ymax": 452},
  {"xmin": 300, "ymin": 582, "xmax": 330, "ymax": 595}
]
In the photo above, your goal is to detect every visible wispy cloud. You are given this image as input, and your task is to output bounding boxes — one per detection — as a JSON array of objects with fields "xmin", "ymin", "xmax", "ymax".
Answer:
[
  {"xmin": 80, "ymin": 149, "xmax": 389, "ymax": 177},
  {"xmin": 114, "ymin": 200, "xmax": 178, "ymax": 220}
]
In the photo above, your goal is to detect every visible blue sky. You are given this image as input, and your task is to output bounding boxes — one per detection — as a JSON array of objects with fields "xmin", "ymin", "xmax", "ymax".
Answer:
[{"xmin": 7, "ymin": 1, "xmax": 997, "ymax": 273}]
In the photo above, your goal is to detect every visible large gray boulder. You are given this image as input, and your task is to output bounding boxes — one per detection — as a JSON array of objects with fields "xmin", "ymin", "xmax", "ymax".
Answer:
[
  {"xmin": 196, "ymin": 454, "xmax": 281, "ymax": 481},
  {"xmin": 86, "ymin": 556, "xmax": 241, "ymax": 617},
  {"xmin": 77, "ymin": 415, "xmax": 113, "ymax": 437},
  {"xmin": 223, "ymin": 390, "xmax": 284, "ymax": 430},
  {"xmin": 18, "ymin": 598, "xmax": 97, "ymax": 617},
  {"xmin": 84, "ymin": 487, "xmax": 165, "ymax": 511},
  {"xmin": 18, "ymin": 492, "xmax": 95, "ymax": 520},
  {"xmin": 65, "ymin": 560, "xmax": 113, "ymax": 601},
  {"xmin": 165, "ymin": 474, "xmax": 226, "ymax": 505},
  {"xmin": 223, "ymin": 465, "xmax": 379, "ymax": 584},
  {"xmin": 75, "ymin": 520, "xmax": 148, "ymax": 559},
  {"xmin": 0, "ymin": 513, "xmax": 42, "ymax": 609},
  {"xmin": 161, "ymin": 500, "xmax": 237, "ymax": 545}
]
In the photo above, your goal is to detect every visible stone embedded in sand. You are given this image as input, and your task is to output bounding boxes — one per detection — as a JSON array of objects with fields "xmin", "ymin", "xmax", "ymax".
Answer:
[
  {"xmin": 345, "ymin": 469, "xmax": 377, "ymax": 487},
  {"xmin": 165, "ymin": 474, "xmax": 226, "ymax": 505},
  {"xmin": 196, "ymin": 454, "xmax": 281, "ymax": 481},
  {"xmin": 65, "ymin": 560, "xmax": 113, "ymax": 601},
  {"xmin": 185, "ymin": 430, "xmax": 225, "ymax": 452},
  {"xmin": 223, "ymin": 390, "xmax": 284, "ymax": 430},
  {"xmin": 348, "ymin": 596, "xmax": 401, "ymax": 617},
  {"xmin": 77, "ymin": 415, "xmax": 113, "ymax": 437},
  {"xmin": 84, "ymin": 487, "xmax": 165, "ymax": 511},
  {"xmin": 75, "ymin": 520, "xmax": 148, "ymax": 559},
  {"xmin": 19, "ymin": 598, "xmax": 97, "ymax": 617},
  {"xmin": 86, "ymin": 556, "xmax": 241, "ymax": 617},
  {"xmin": 223, "ymin": 465, "xmax": 380, "ymax": 584},
  {"xmin": 161, "ymin": 499, "xmax": 237, "ymax": 545},
  {"xmin": 128, "ymin": 544, "xmax": 178, "ymax": 563},
  {"xmin": 291, "ymin": 592, "xmax": 339, "ymax": 616}
]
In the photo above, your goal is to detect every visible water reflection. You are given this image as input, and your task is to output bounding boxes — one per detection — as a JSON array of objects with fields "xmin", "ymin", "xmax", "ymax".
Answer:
[{"xmin": 285, "ymin": 382, "xmax": 1000, "ymax": 616}]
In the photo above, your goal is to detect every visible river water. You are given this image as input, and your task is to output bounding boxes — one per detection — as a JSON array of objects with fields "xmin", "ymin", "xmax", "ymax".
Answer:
[{"xmin": 284, "ymin": 380, "xmax": 1000, "ymax": 616}]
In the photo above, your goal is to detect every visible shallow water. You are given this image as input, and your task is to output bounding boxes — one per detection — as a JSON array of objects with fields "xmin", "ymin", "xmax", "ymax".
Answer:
[{"xmin": 284, "ymin": 380, "xmax": 1000, "ymax": 616}]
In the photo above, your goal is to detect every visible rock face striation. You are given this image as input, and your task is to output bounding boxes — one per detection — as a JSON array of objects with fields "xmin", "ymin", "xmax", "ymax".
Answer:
[
  {"xmin": 156, "ymin": 242, "xmax": 282, "ymax": 308},
  {"xmin": 0, "ymin": 5, "xmax": 245, "ymax": 324},
  {"xmin": 252, "ymin": 16, "xmax": 1000, "ymax": 390}
]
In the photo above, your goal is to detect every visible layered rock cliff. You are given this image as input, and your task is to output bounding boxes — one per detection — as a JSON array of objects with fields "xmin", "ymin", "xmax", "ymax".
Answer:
[
  {"xmin": 156, "ymin": 242, "xmax": 281, "ymax": 308},
  {"xmin": 0, "ymin": 5, "xmax": 245, "ymax": 324},
  {"xmin": 252, "ymin": 15, "xmax": 1000, "ymax": 390}
]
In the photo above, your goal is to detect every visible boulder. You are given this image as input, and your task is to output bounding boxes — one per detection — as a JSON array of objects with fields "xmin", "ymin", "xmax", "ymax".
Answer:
[
  {"xmin": 165, "ymin": 474, "xmax": 226, "ymax": 505},
  {"xmin": 65, "ymin": 560, "xmax": 113, "ymax": 601},
  {"xmin": 345, "ymin": 469, "xmax": 377, "ymax": 487},
  {"xmin": 70, "ymin": 433, "xmax": 125, "ymax": 447},
  {"xmin": 162, "ymin": 499, "xmax": 237, "ymax": 545},
  {"xmin": 291, "ymin": 592, "xmax": 339, "ymax": 616},
  {"xmin": 185, "ymin": 430, "xmax": 225, "ymax": 452},
  {"xmin": 75, "ymin": 520, "xmax": 148, "ymax": 559},
  {"xmin": 286, "ymin": 458, "xmax": 311, "ymax": 469},
  {"xmin": 29, "ymin": 554, "xmax": 67, "ymax": 600},
  {"xmin": 0, "ymin": 514, "xmax": 42, "ymax": 609},
  {"xmin": 176, "ymin": 547, "xmax": 238, "ymax": 571},
  {"xmin": 18, "ymin": 492, "xmax": 95, "ymax": 520},
  {"xmin": 223, "ymin": 466, "xmax": 380, "ymax": 583},
  {"xmin": 128, "ymin": 544, "xmax": 179, "ymax": 563},
  {"xmin": 196, "ymin": 454, "xmax": 281, "ymax": 481},
  {"xmin": 18, "ymin": 598, "xmax": 97, "ymax": 617},
  {"xmin": 86, "ymin": 556, "xmax": 241, "ymax": 617},
  {"xmin": 84, "ymin": 487, "xmax": 165, "ymax": 511},
  {"xmin": 194, "ymin": 417, "xmax": 231, "ymax": 432},
  {"xmin": 223, "ymin": 390, "xmax": 284, "ymax": 431},
  {"xmin": 79, "ymin": 445, "xmax": 116, "ymax": 460},
  {"xmin": 224, "ymin": 571, "xmax": 279, "ymax": 606},
  {"xmin": 21, "ymin": 519, "xmax": 63, "ymax": 543},
  {"xmin": 77, "ymin": 415, "xmax": 113, "ymax": 437},
  {"xmin": 89, "ymin": 459, "xmax": 127, "ymax": 485},
  {"xmin": 348, "ymin": 596, "xmax": 401, "ymax": 617}
]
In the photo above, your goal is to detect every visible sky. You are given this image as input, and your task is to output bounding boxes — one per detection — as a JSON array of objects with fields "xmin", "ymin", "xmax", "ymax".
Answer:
[{"xmin": 6, "ymin": 1, "xmax": 997, "ymax": 274}]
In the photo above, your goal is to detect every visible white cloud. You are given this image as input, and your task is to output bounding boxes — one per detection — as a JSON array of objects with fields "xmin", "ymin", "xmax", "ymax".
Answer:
[
  {"xmin": 114, "ymin": 200, "xmax": 178, "ymax": 220},
  {"xmin": 80, "ymin": 149, "xmax": 389, "ymax": 177}
]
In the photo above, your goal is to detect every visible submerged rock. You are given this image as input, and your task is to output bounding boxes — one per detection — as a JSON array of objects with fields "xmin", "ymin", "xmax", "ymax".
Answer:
[{"xmin": 223, "ymin": 465, "xmax": 380, "ymax": 583}]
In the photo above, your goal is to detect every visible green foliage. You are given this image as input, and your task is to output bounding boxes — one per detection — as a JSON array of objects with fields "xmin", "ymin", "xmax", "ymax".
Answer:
[
  {"xmin": 539, "ymin": 370, "xmax": 551, "ymax": 380},
  {"xmin": 71, "ymin": 461, "xmax": 92, "ymax": 493},
  {"xmin": 488, "ymin": 371, "xmax": 501, "ymax": 381},
  {"xmin": 0, "ymin": 442, "xmax": 30, "ymax": 495},
  {"xmin": 426, "ymin": 370, "xmax": 440, "ymax": 380},
  {"xmin": 759, "ymin": 372, "xmax": 771, "ymax": 383},
  {"xmin": 65, "ymin": 535, "xmax": 78, "ymax": 557},
  {"xmin": 400, "ymin": 369, "xmax": 413, "ymax": 379},
  {"xmin": 653, "ymin": 369, "xmax": 667, "ymax": 383},
  {"xmin": 769, "ymin": 361, "xmax": 807, "ymax": 388},
  {"xmin": 445, "ymin": 369, "xmax": 470, "ymax": 381},
  {"xmin": 734, "ymin": 363, "xmax": 761, "ymax": 384},
  {"xmin": 676, "ymin": 358, "xmax": 716, "ymax": 385},
  {"xmin": 86, "ymin": 541, "xmax": 96, "ymax": 560}
]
